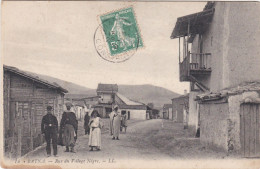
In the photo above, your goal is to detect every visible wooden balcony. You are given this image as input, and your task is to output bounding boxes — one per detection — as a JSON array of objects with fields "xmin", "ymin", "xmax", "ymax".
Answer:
[{"xmin": 179, "ymin": 52, "xmax": 211, "ymax": 82}]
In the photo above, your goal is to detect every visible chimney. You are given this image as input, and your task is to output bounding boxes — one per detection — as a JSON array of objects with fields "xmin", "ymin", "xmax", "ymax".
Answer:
[{"xmin": 184, "ymin": 90, "xmax": 187, "ymax": 95}]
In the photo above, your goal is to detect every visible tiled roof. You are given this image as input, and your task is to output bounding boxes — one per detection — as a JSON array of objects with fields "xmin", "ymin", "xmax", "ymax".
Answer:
[
  {"xmin": 196, "ymin": 81, "xmax": 260, "ymax": 102},
  {"xmin": 4, "ymin": 65, "xmax": 68, "ymax": 93},
  {"xmin": 97, "ymin": 83, "xmax": 118, "ymax": 92}
]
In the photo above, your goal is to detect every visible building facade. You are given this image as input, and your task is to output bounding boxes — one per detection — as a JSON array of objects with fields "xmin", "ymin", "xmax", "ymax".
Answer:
[
  {"xmin": 115, "ymin": 92, "xmax": 148, "ymax": 120},
  {"xmin": 95, "ymin": 83, "xmax": 118, "ymax": 118},
  {"xmin": 171, "ymin": 94, "xmax": 189, "ymax": 123},
  {"xmin": 3, "ymin": 65, "xmax": 67, "ymax": 158},
  {"xmin": 162, "ymin": 104, "xmax": 172, "ymax": 120},
  {"xmin": 171, "ymin": 2, "xmax": 260, "ymax": 156}
]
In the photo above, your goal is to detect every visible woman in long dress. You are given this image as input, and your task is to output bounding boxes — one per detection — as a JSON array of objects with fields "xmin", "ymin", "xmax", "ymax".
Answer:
[
  {"xmin": 110, "ymin": 105, "xmax": 121, "ymax": 140},
  {"xmin": 88, "ymin": 110, "xmax": 103, "ymax": 151}
]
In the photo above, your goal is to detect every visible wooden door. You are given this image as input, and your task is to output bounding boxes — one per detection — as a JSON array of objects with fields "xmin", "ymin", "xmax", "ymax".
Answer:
[{"xmin": 240, "ymin": 103, "xmax": 260, "ymax": 157}]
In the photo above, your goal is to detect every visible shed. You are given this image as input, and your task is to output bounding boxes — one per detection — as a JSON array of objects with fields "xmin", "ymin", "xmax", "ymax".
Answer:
[{"xmin": 3, "ymin": 65, "xmax": 68, "ymax": 158}]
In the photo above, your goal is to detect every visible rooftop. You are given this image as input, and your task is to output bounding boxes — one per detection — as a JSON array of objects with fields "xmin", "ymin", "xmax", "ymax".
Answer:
[
  {"xmin": 172, "ymin": 93, "xmax": 189, "ymax": 100},
  {"xmin": 97, "ymin": 83, "xmax": 118, "ymax": 93},
  {"xmin": 4, "ymin": 65, "xmax": 68, "ymax": 93},
  {"xmin": 170, "ymin": 2, "xmax": 215, "ymax": 39},
  {"xmin": 196, "ymin": 81, "xmax": 260, "ymax": 102}
]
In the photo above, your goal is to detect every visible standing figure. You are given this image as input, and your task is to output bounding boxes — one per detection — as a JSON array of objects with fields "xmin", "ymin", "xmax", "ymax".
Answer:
[
  {"xmin": 88, "ymin": 110, "xmax": 103, "ymax": 151},
  {"xmin": 41, "ymin": 106, "xmax": 58, "ymax": 157},
  {"xmin": 120, "ymin": 113, "xmax": 128, "ymax": 133},
  {"xmin": 84, "ymin": 112, "xmax": 90, "ymax": 135},
  {"xmin": 60, "ymin": 102, "xmax": 78, "ymax": 153},
  {"xmin": 109, "ymin": 105, "xmax": 121, "ymax": 140}
]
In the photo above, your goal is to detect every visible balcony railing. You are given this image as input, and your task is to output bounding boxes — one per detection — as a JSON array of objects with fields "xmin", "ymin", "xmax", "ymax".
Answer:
[{"xmin": 179, "ymin": 52, "xmax": 211, "ymax": 81}]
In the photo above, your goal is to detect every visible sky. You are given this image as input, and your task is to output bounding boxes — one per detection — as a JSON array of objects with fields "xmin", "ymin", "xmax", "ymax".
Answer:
[{"xmin": 2, "ymin": 1, "xmax": 206, "ymax": 94}]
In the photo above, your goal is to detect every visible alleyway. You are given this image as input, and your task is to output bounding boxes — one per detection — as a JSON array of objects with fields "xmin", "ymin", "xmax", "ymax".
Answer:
[{"xmin": 24, "ymin": 119, "xmax": 228, "ymax": 162}]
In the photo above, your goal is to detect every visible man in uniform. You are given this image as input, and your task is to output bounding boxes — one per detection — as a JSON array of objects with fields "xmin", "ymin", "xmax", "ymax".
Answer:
[
  {"xmin": 41, "ymin": 106, "xmax": 58, "ymax": 157},
  {"xmin": 60, "ymin": 102, "xmax": 78, "ymax": 153}
]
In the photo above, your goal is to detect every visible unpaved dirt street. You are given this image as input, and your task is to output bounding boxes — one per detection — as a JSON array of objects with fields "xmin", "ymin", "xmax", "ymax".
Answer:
[{"xmin": 25, "ymin": 119, "xmax": 229, "ymax": 162}]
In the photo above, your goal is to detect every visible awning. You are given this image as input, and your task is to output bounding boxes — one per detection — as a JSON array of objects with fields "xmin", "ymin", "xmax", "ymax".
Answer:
[{"xmin": 170, "ymin": 8, "xmax": 215, "ymax": 39}]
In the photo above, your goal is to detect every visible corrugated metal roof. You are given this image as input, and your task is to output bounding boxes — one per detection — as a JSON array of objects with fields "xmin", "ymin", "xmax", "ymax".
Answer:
[
  {"xmin": 115, "ymin": 92, "xmax": 147, "ymax": 110},
  {"xmin": 4, "ymin": 65, "xmax": 68, "ymax": 93},
  {"xmin": 116, "ymin": 92, "xmax": 143, "ymax": 106}
]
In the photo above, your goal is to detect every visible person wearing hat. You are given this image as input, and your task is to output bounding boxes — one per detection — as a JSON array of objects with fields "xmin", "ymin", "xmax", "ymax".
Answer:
[
  {"xmin": 60, "ymin": 102, "xmax": 78, "ymax": 153},
  {"xmin": 88, "ymin": 110, "xmax": 103, "ymax": 151},
  {"xmin": 41, "ymin": 106, "xmax": 58, "ymax": 157},
  {"xmin": 109, "ymin": 105, "xmax": 121, "ymax": 140}
]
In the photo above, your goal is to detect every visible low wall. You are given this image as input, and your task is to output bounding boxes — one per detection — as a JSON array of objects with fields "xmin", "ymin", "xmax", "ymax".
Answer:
[{"xmin": 129, "ymin": 109, "xmax": 146, "ymax": 120}]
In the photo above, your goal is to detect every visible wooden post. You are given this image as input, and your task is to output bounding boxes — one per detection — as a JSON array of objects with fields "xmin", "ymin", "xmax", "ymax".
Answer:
[
  {"xmin": 30, "ymin": 102, "xmax": 34, "ymax": 151},
  {"xmin": 183, "ymin": 36, "xmax": 185, "ymax": 60},
  {"xmin": 178, "ymin": 37, "xmax": 180, "ymax": 63},
  {"xmin": 17, "ymin": 128, "xmax": 22, "ymax": 157},
  {"xmin": 187, "ymin": 20, "xmax": 190, "ymax": 58}
]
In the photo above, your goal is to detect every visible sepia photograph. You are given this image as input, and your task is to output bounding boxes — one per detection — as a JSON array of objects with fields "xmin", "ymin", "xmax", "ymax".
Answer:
[{"xmin": 1, "ymin": 1, "xmax": 260, "ymax": 168}]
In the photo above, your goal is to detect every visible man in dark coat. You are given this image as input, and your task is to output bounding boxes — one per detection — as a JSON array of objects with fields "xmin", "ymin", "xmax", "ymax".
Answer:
[
  {"xmin": 41, "ymin": 106, "xmax": 58, "ymax": 157},
  {"xmin": 60, "ymin": 102, "xmax": 78, "ymax": 153},
  {"xmin": 84, "ymin": 112, "xmax": 90, "ymax": 135}
]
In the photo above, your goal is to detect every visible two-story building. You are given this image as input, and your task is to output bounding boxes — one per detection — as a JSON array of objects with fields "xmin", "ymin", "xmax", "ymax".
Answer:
[
  {"xmin": 171, "ymin": 2, "xmax": 260, "ymax": 156},
  {"xmin": 94, "ymin": 83, "xmax": 149, "ymax": 119},
  {"xmin": 94, "ymin": 83, "xmax": 118, "ymax": 118}
]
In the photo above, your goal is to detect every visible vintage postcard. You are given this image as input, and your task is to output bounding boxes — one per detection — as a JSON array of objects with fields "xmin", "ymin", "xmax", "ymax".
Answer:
[{"xmin": 1, "ymin": 1, "xmax": 260, "ymax": 169}]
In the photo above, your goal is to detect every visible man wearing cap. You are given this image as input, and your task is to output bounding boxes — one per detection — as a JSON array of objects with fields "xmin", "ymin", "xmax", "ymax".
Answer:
[
  {"xmin": 60, "ymin": 102, "xmax": 78, "ymax": 153},
  {"xmin": 41, "ymin": 106, "xmax": 58, "ymax": 157},
  {"xmin": 109, "ymin": 105, "xmax": 121, "ymax": 140}
]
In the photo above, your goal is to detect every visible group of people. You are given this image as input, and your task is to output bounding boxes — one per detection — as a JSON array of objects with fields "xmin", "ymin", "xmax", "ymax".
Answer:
[
  {"xmin": 41, "ymin": 103, "xmax": 128, "ymax": 156},
  {"xmin": 41, "ymin": 102, "xmax": 78, "ymax": 157}
]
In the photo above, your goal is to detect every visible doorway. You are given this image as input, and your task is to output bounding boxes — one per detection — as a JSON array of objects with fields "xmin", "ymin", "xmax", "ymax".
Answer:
[{"xmin": 240, "ymin": 103, "xmax": 260, "ymax": 157}]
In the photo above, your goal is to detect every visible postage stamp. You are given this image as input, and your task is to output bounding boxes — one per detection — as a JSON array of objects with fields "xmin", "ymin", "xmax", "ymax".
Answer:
[
  {"xmin": 100, "ymin": 7, "xmax": 143, "ymax": 56},
  {"xmin": 94, "ymin": 7, "xmax": 143, "ymax": 63}
]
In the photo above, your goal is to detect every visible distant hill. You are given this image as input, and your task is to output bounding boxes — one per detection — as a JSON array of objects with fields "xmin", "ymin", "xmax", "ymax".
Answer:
[
  {"xmin": 118, "ymin": 85, "xmax": 180, "ymax": 109},
  {"xmin": 24, "ymin": 71, "xmax": 180, "ymax": 109},
  {"xmin": 24, "ymin": 71, "xmax": 95, "ymax": 95}
]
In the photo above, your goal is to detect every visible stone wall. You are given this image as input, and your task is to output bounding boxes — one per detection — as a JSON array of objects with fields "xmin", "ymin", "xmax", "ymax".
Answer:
[{"xmin": 200, "ymin": 102, "xmax": 229, "ymax": 151}]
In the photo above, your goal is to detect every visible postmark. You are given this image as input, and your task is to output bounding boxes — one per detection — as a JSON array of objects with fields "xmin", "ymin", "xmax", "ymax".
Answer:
[{"xmin": 94, "ymin": 7, "xmax": 143, "ymax": 63}]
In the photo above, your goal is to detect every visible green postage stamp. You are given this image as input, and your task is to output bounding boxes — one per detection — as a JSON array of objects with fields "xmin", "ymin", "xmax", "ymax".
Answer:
[{"xmin": 100, "ymin": 7, "xmax": 143, "ymax": 56}]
